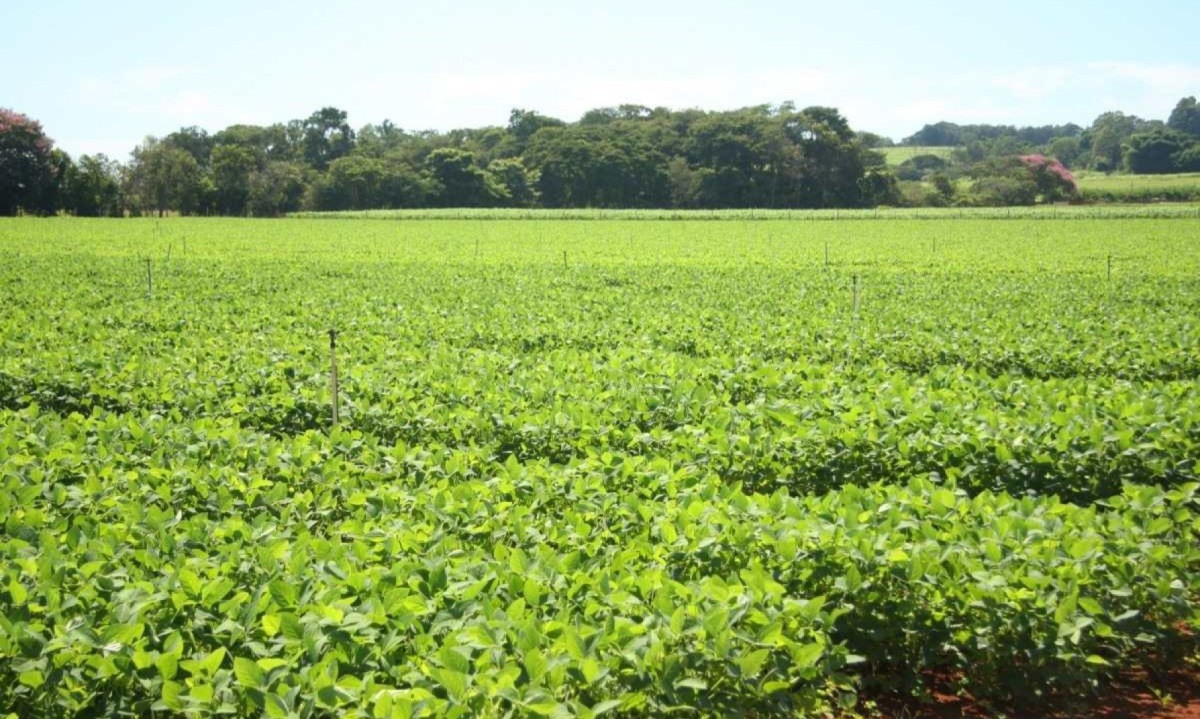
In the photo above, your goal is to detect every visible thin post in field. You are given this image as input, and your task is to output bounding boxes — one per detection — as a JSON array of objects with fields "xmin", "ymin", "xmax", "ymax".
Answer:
[{"xmin": 328, "ymin": 329, "xmax": 340, "ymax": 428}]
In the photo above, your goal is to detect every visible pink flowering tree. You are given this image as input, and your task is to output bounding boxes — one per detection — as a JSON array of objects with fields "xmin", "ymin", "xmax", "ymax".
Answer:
[
  {"xmin": 0, "ymin": 108, "xmax": 58, "ymax": 215},
  {"xmin": 1019, "ymin": 154, "xmax": 1078, "ymax": 203}
]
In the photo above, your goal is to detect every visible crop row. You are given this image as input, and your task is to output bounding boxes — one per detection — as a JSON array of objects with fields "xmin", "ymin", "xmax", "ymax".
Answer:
[
  {"xmin": 1, "ymin": 246, "xmax": 1197, "ymax": 502},
  {"xmin": 2, "ymin": 353, "xmax": 1196, "ymax": 503},
  {"xmin": 289, "ymin": 205, "xmax": 1200, "ymax": 221},
  {"xmin": 2, "ymin": 408, "xmax": 1198, "ymax": 716}
]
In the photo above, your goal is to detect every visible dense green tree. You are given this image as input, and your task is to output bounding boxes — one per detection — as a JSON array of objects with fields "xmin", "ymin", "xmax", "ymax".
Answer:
[
  {"xmin": 1174, "ymin": 144, "xmax": 1200, "ymax": 172},
  {"xmin": 971, "ymin": 175, "xmax": 1036, "ymax": 206},
  {"xmin": 487, "ymin": 158, "xmax": 539, "ymax": 207},
  {"xmin": 1167, "ymin": 96, "xmax": 1200, "ymax": 138},
  {"xmin": 62, "ymin": 154, "xmax": 123, "ymax": 216},
  {"xmin": 1123, "ymin": 129, "xmax": 1194, "ymax": 174},
  {"xmin": 525, "ymin": 124, "xmax": 669, "ymax": 208},
  {"xmin": 968, "ymin": 156, "xmax": 1037, "ymax": 205},
  {"xmin": 377, "ymin": 162, "xmax": 431, "ymax": 208},
  {"xmin": 665, "ymin": 157, "xmax": 703, "ymax": 208},
  {"xmin": 310, "ymin": 156, "xmax": 430, "ymax": 210},
  {"xmin": 213, "ymin": 124, "xmax": 294, "ymax": 162},
  {"xmin": 211, "ymin": 144, "xmax": 260, "ymax": 215},
  {"xmin": 904, "ymin": 122, "xmax": 1080, "ymax": 147},
  {"xmin": 356, "ymin": 120, "xmax": 410, "ymax": 158},
  {"xmin": 302, "ymin": 107, "xmax": 355, "ymax": 170},
  {"xmin": 310, "ymin": 155, "xmax": 386, "ymax": 210},
  {"xmin": 684, "ymin": 108, "xmax": 781, "ymax": 207},
  {"xmin": 784, "ymin": 106, "xmax": 873, "ymax": 207},
  {"xmin": 164, "ymin": 126, "xmax": 214, "ymax": 167},
  {"xmin": 507, "ymin": 109, "xmax": 565, "ymax": 154},
  {"xmin": 424, "ymin": 148, "xmax": 506, "ymax": 207},
  {"xmin": 1047, "ymin": 136, "xmax": 1084, "ymax": 168},
  {"xmin": 859, "ymin": 168, "xmax": 901, "ymax": 206},
  {"xmin": 894, "ymin": 154, "xmax": 947, "ymax": 181},
  {"xmin": 578, "ymin": 105, "xmax": 659, "ymax": 125},
  {"xmin": 247, "ymin": 161, "xmax": 308, "ymax": 216},
  {"xmin": 127, "ymin": 137, "xmax": 203, "ymax": 216},
  {"xmin": 0, "ymin": 108, "xmax": 59, "ymax": 215},
  {"xmin": 903, "ymin": 122, "xmax": 963, "ymax": 146},
  {"xmin": 1084, "ymin": 112, "xmax": 1160, "ymax": 172},
  {"xmin": 855, "ymin": 131, "xmax": 893, "ymax": 148}
]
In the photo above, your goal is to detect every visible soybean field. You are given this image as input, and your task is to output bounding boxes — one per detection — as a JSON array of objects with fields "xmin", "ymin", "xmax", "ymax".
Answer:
[{"xmin": 1, "ymin": 216, "xmax": 1198, "ymax": 718}]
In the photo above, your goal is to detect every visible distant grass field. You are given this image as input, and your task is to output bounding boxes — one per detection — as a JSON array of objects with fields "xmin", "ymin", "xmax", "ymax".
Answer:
[
  {"xmin": 1075, "ymin": 172, "xmax": 1200, "ymax": 203},
  {"xmin": 880, "ymin": 145, "xmax": 955, "ymax": 165},
  {"xmin": 1075, "ymin": 171, "xmax": 1200, "ymax": 192}
]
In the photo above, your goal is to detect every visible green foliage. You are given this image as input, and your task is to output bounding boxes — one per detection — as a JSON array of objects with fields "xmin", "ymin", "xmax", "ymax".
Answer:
[
  {"xmin": 294, "ymin": 205, "xmax": 1200, "ymax": 220},
  {"xmin": 902, "ymin": 122, "xmax": 1082, "ymax": 149},
  {"xmin": 893, "ymin": 153, "xmax": 948, "ymax": 181},
  {"xmin": 1167, "ymin": 96, "xmax": 1200, "ymax": 138},
  {"xmin": 1076, "ymin": 172, "xmax": 1200, "ymax": 204},
  {"xmin": 424, "ymin": 149, "xmax": 508, "ymax": 208},
  {"xmin": 525, "ymin": 124, "xmax": 669, "ymax": 209},
  {"xmin": 127, "ymin": 138, "xmax": 204, "ymax": 216},
  {"xmin": 0, "ymin": 108, "xmax": 59, "ymax": 216},
  {"xmin": 61, "ymin": 154, "xmax": 123, "ymax": 218},
  {"xmin": 247, "ymin": 162, "xmax": 309, "ymax": 217},
  {"xmin": 301, "ymin": 107, "xmax": 355, "ymax": 171},
  {"xmin": 882, "ymin": 145, "xmax": 963, "ymax": 168},
  {"xmin": 211, "ymin": 145, "xmax": 260, "ymax": 216},
  {"xmin": 487, "ymin": 158, "xmax": 539, "ymax": 208},
  {"xmin": 15, "ymin": 94, "xmax": 1200, "ymax": 219},
  {"xmin": 164, "ymin": 126, "xmax": 216, "ymax": 167},
  {"xmin": 1085, "ymin": 112, "xmax": 1161, "ymax": 173},
  {"xmin": 1, "ymin": 216, "xmax": 1199, "ymax": 716},
  {"xmin": 968, "ymin": 157, "xmax": 1038, "ymax": 206},
  {"xmin": 1123, "ymin": 129, "xmax": 1198, "ymax": 174}
]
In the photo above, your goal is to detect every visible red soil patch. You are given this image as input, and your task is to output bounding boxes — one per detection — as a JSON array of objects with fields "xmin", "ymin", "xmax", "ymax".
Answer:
[{"xmin": 865, "ymin": 666, "xmax": 1200, "ymax": 719}]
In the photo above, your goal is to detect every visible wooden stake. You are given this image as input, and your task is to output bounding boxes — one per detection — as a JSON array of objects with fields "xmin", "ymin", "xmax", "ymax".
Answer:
[
  {"xmin": 144, "ymin": 258, "xmax": 153, "ymax": 299},
  {"xmin": 852, "ymin": 274, "xmax": 861, "ymax": 317},
  {"xmin": 328, "ymin": 329, "xmax": 340, "ymax": 428},
  {"xmin": 1107, "ymin": 254, "xmax": 1112, "ymax": 281}
]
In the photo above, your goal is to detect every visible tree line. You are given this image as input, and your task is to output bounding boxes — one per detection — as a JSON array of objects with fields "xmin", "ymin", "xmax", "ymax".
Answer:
[
  {"xmin": 2, "ymin": 104, "xmax": 893, "ymax": 217},
  {"xmin": 898, "ymin": 97, "xmax": 1200, "ymax": 174},
  {"xmin": 2, "ymin": 97, "xmax": 1198, "ymax": 217}
]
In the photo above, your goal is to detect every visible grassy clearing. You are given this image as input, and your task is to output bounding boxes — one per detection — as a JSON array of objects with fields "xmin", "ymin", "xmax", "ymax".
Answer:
[
  {"xmin": 879, "ymin": 145, "xmax": 956, "ymax": 165},
  {"xmin": 1075, "ymin": 171, "xmax": 1200, "ymax": 203}
]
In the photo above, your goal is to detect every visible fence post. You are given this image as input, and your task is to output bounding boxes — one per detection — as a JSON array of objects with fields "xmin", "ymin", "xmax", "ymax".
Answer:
[{"xmin": 328, "ymin": 329, "xmax": 340, "ymax": 428}]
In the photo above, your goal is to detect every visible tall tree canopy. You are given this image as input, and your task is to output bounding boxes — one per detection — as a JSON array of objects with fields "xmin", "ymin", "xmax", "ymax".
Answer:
[
  {"xmin": 0, "ymin": 108, "xmax": 59, "ymax": 215},
  {"xmin": 10, "ymin": 94, "xmax": 1199, "ymax": 217},
  {"xmin": 1167, "ymin": 97, "xmax": 1200, "ymax": 138}
]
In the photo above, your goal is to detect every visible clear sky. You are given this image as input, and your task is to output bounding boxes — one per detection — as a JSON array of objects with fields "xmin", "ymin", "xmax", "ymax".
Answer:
[{"xmin": 6, "ymin": 0, "xmax": 1198, "ymax": 159}]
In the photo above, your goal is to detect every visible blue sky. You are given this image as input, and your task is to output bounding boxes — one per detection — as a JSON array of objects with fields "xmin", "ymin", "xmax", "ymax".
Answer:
[{"xmin": 6, "ymin": 0, "xmax": 1198, "ymax": 159}]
